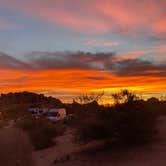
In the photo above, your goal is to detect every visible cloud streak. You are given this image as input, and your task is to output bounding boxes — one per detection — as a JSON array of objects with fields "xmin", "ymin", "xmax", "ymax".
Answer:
[
  {"xmin": 0, "ymin": 52, "xmax": 30, "ymax": 69},
  {"xmin": 0, "ymin": 51, "xmax": 165, "ymax": 102},
  {"xmin": 0, "ymin": 0, "xmax": 166, "ymax": 34},
  {"xmin": 0, "ymin": 0, "xmax": 166, "ymax": 36},
  {"xmin": 115, "ymin": 59, "xmax": 166, "ymax": 77},
  {"xmin": 84, "ymin": 39, "xmax": 119, "ymax": 47},
  {"xmin": 0, "ymin": 51, "xmax": 165, "ymax": 78}
]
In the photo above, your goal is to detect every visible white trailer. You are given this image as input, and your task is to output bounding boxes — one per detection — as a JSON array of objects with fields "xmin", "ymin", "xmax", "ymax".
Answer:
[{"xmin": 47, "ymin": 108, "xmax": 67, "ymax": 122}]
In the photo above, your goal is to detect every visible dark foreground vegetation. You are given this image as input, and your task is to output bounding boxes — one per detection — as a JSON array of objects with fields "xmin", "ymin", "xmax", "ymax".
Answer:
[
  {"xmin": 0, "ymin": 91, "xmax": 63, "ymax": 120},
  {"xmin": 0, "ymin": 91, "xmax": 65, "ymax": 150},
  {"xmin": 16, "ymin": 117, "xmax": 65, "ymax": 150},
  {"xmin": 66, "ymin": 90, "xmax": 166, "ymax": 146},
  {"xmin": 0, "ymin": 90, "xmax": 166, "ymax": 151}
]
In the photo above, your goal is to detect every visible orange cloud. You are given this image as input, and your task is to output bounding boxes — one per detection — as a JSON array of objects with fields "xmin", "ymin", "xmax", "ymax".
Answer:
[
  {"xmin": 113, "ymin": 44, "xmax": 166, "ymax": 62},
  {"xmin": 153, "ymin": 18, "xmax": 166, "ymax": 33},
  {"xmin": 0, "ymin": 1, "xmax": 165, "ymax": 103},
  {"xmin": 0, "ymin": 69, "xmax": 165, "ymax": 103}
]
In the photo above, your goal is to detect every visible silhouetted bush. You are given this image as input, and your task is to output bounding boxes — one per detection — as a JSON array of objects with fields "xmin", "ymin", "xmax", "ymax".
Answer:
[
  {"xmin": 1, "ymin": 104, "xmax": 29, "ymax": 120},
  {"xmin": 0, "ymin": 121, "xmax": 3, "ymax": 128},
  {"xmin": 17, "ymin": 117, "xmax": 65, "ymax": 150},
  {"xmin": 75, "ymin": 90, "xmax": 159, "ymax": 146},
  {"xmin": 111, "ymin": 101, "xmax": 158, "ymax": 144}
]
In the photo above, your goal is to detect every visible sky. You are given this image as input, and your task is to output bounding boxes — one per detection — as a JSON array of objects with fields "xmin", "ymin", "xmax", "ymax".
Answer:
[{"xmin": 0, "ymin": 0, "xmax": 166, "ymax": 103}]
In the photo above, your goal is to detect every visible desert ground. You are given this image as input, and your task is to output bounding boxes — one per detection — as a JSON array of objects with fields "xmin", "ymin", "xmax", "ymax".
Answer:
[
  {"xmin": 31, "ymin": 116, "xmax": 166, "ymax": 166},
  {"xmin": 1, "ymin": 116, "xmax": 166, "ymax": 166}
]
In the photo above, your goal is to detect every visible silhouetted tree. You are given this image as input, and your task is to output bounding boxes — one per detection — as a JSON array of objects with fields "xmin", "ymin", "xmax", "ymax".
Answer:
[
  {"xmin": 147, "ymin": 97, "xmax": 159, "ymax": 104},
  {"xmin": 111, "ymin": 89, "xmax": 138, "ymax": 104},
  {"xmin": 74, "ymin": 91, "xmax": 104, "ymax": 104}
]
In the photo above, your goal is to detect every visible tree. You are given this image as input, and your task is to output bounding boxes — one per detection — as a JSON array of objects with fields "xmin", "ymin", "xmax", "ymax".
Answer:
[
  {"xmin": 74, "ymin": 91, "xmax": 104, "ymax": 104},
  {"xmin": 147, "ymin": 97, "xmax": 159, "ymax": 103},
  {"xmin": 111, "ymin": 89, "xmax": 138, "ymax": 104}
]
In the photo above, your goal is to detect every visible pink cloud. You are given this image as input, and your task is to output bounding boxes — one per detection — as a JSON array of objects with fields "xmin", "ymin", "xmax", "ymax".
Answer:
[
  {"xmin": 0, "ymin": 0, "xmax": 110, "ymax": 33},
  {"xmin": 0, "ymin": 18, "xmax": 15, "ymax": 29},
  {"xmin": 153, "ymin": 18, "xmax": 166, "ymax": 33},
  {"xmin": 0, "ymin": 0, "xmax": 166, "ymax": 34},
  {"xmin": 84, "ymin": 39, "xmax": 119, "ymax": 47},
  {"xmin": 113, "ymin": 45, "xmax": 166, "ymax": 62}
]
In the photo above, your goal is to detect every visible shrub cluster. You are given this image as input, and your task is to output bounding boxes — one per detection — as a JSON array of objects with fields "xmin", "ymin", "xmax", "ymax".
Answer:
[
  {"xmin": 17, "ymin": 117, "xmax": 65, "ymax": 150},
  {"xmin": 75, "ymin": 91, "xmax": 158, "ymax": 146}
]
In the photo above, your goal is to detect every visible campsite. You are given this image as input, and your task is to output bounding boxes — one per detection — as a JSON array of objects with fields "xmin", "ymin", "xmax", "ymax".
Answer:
[
  {"xmin": 0, "ymin": 91, "xmax": 166, "ymax": 166},
  {"xmin": 0, "ymin": 1, "xmax": 166, "ymax": 165}
]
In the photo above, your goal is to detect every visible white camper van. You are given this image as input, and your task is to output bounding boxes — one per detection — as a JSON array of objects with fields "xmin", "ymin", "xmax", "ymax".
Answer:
[{"xmin": 47, "ymin": 108, "xmax": 66, "ymax": 122}]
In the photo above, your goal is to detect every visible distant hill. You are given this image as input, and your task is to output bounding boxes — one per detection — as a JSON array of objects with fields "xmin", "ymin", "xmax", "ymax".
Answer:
[{"xmin": 0, "ymin": 91, "xmax": 63, "ymax": 108}]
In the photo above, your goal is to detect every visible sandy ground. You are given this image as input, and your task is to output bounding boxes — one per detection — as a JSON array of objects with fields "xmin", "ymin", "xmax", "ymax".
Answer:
[
  {"xmin": 32, "ymin": 128, "xmax": 106, "ymax": 166},
  {"xmin": 32, "ymin": 116, "xmax": 166, "ymax": 166},
  {"xmin": 0, "ymin": 127, "xmax": 33, "ymax": 166}
]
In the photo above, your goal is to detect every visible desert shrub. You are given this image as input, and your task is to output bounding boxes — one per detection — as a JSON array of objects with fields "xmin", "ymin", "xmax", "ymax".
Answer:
[
  {"xmin": 75, "ymin": 112, "xmax": 113, "ymax": 143},
  {"xmin": 17, "ymin": 118, "xmax": 65, "ymax": 150},
  {"xmin": 30, "ymin": 126, "xmax": 56, "ymax": 150},
  {"xmin": 75, "ymin": 90, "xmax": 158, "ymax": 146},
  {"xmin": 0, "ymin": 118, "xmax": 5, "ymax": 128},
  {"xmin": 16, "ymin": 116, "xmax": 35, "ymax": 130},
  {"xmin": 111, "ymin": 102, "xmax": 158, "ymax": 145},
  {"xmin": 1, "ymin": 104, "xmax": 30, "ymax": 120}
]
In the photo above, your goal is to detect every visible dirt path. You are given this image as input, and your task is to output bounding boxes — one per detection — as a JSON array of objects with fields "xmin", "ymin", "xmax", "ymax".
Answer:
[
  {"xmin": 33, "ymin": 116, "xmax": 166, "ymax": 166},
  {"xmin": 32, "ymin": 128, "xmax": 78, "ymax": 166}
]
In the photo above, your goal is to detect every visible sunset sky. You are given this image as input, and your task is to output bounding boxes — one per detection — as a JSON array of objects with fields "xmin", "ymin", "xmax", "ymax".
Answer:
[{"xmin": 0, "ymin": 0, "xmax": 166, "ymax": 103}]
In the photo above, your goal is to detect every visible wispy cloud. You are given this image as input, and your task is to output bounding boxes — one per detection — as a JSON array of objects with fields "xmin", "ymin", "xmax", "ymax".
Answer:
[
  {"xmin": 0, "ymin": 18, "xmax": 15, "ymax": 30},
  {"xmin": 0, "ymin": 52, "xmax": 30, "ymax": 69},
  {"xmin": 115, "ymin": 59, "xmax": 166, "ymax": 77},
  {"xmin": 0, "ymin": 51, "xmax": 165, "ymax": 102},
  {"xmin": 0, "ymin": 51, "xmax": 165, "ymax": 78},
  {"xmin": 0, "ymin": 0, "xmax": 166, "ymax": 36},
  {"xmin": 84, "ymin": 39, "xmax": 119, "ymax": 47}
]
